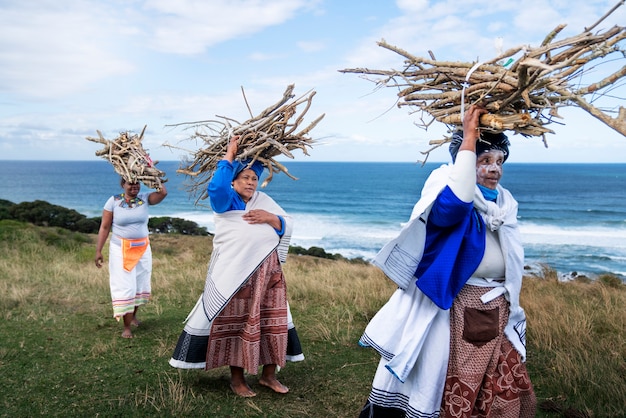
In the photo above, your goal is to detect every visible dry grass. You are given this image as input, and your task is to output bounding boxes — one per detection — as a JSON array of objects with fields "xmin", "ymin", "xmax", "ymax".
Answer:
[
  {"xmin": 0, "ymin": 221, "xmax": 624, "ymax": 417},
  {"xmin": 521, "ymin": 267, "xmax": 626, "ymax": 416}
]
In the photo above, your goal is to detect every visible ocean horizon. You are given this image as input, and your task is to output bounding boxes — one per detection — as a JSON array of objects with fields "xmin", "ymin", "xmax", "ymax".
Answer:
[{"xmin": 1, "ymin": 160, "xmax": 624, "ymax": 280}]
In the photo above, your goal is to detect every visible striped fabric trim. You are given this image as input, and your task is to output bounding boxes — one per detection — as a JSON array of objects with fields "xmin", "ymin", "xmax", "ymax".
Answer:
[
  {"xmin": 367, "ymin": 388, "xmax": 439, "ymax": 418},
  {"xmin": 112, "ymin": 292, "xmax": 151, "ymax": 317}
]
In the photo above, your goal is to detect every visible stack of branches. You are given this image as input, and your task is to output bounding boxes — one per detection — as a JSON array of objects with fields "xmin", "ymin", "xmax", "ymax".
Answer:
[
  {"xmin": 340, "ymin": 13, "xmax": 626, "ymax": 159},
  {"xmin": 86, "ymin": 125, "xmax": 167, "ymax": 191},
  {"xmin": 166, "ymin": 84, "xmax": 325, "ymax": 203}
]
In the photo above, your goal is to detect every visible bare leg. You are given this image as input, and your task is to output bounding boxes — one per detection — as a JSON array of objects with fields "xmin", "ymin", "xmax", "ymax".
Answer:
[
  {"xmin": 121, "ymin": 312, "xmax": 133, "ymax": 338},
  {"xmin": 259, "ymin": 364, "xmax": 289, "ymax": 394},
  {"xmin": 229, "ymin": 366, "xmax": 256, "ymax": 397},
  {"xmin": 131, "ymin": 306, "xmax": 141, "ymax": 327}
]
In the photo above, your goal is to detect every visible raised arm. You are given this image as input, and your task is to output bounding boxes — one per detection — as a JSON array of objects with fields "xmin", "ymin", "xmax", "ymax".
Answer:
[{"xmin": 149, "ymin": 183, "xmax": 168, "ymax": 205}]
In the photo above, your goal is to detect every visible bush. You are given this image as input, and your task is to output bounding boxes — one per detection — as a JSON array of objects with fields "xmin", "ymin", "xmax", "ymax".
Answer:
[
  {"xmin": 289, "ymin": 245, "xmax": 369, "ymax": 264},
  {"xmin": 8, "ymin": 200, "xmax": 87, "ymax": 231},
  {"xmin": 598, "ymin": 274, "xmax": 624, "ymax": 288},
  {"xmin": 1, "ymin": 200, "xmax": 210, "ymax": 237},
  {"xmin": 0, "ymin": 199, "xmax": 15, "ymax": 220},
  {"xmin": 75, "ymin": 217, "xmax": 101, "ymax": 234},
  {"xmin": 0, "ymin": 219, "xmax": 30, "ymax": 239},
  {"xmin": 148, "ymin": 216, "xmax": 210, "ymax": 236},
  {"xmin": 289, "ymin": 245, "xmax": 334, "ymax": 258},
  {"xmin": 38, "ymin": 227, "xmax": 92, "ymax": 251}
]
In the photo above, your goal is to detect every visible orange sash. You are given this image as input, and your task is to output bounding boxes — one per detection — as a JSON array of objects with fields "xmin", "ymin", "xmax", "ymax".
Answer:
[{"xmin": 121, "ymin": 237, "xmax": 149, "ymax": 272}]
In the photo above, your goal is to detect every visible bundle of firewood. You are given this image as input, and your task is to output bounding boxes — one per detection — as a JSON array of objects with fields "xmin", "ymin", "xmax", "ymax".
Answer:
[
  {"xmin": 166, "ymin": 84, "xmax": 325, "ymax": 202},
  {"xmin": 340, "ymin": 8, "xmax": 625, "ymax": 158},
  {"xmin": 86, "ymin": 125, "xmax": 167, "ymax": 191}
]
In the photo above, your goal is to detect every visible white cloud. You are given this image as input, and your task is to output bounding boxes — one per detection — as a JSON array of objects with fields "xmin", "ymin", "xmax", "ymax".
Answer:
[
  {"xmin": 0, "ymin": 1, "xmax": 132, "ymax": 98},
  {"xmin": 0, "ymin": 0, "xmax": 623, "ymax": 162},
  {"xmin": 143, "ymin": 0, "xmax": 313, "ymax": 54},
  {"xmin": 395, "ymin": 0, "xmax": 429, "ymax": 13}
]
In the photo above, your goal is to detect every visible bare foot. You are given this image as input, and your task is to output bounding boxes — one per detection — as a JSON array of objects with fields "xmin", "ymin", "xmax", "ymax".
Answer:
[
  {"xmin": 230, "ymin": 382, "xmax": 256, "ymax": 398},
  {"xmin": 121, "ymin": 328, "xmax": 133, "ymax": 338},
  {"xmin": 131, "ymin": 318, "xmax": 141, "ymax": 327},
  {"xmin": 259, "ymin": 377, "xmax": 289, "ymax": 394}
]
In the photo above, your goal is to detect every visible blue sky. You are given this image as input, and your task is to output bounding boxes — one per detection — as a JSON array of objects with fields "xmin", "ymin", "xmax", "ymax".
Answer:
[{"xmin": 1, "ymin": 0, "xmax": 624, "ymax": 163}]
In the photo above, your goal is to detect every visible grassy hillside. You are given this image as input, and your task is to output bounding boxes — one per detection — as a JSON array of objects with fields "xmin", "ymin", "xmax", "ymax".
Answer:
[{"xmin": 0, "ymin": 220, "xmax": 624, "ymax": 417}]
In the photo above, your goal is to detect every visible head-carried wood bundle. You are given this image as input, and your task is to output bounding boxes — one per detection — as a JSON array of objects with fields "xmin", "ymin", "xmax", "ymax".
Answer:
[
  {"xmin": 86, "ymin": 125, "xmax": 167, "ymax": 191},
  {"xmin": 165, "ymin": 84, "xmax": 325, "ymax": 203},
  {"xmin": 339, "ymin": 2, "xmax": 625, "ymax": 161}
]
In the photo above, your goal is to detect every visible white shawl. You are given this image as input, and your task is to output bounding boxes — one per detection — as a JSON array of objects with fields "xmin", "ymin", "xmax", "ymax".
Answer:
[
  {"xmin": 474, "ymin": 184, "xmax": 527, "ymax": 361},
  {"xmin": 202, "ymin": 191, "xmax": 292, "ymax": 320},
  {"xmin": 168, "ymin": 191, "xmax": 292, "ymax": 370}
]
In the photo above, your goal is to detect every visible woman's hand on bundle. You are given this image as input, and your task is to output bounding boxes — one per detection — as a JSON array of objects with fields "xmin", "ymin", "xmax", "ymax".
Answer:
[
  {"xmin": 463, "ymin": 105, "xmax": 487, "ymax": 142},
  {"xmin": 225, "ymin": 136, "xmax": 239, "ymax": 162}
]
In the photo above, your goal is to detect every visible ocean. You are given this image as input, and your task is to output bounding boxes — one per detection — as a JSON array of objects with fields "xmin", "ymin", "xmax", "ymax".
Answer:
[{"xmin": 1, "ymin": 160, "xmax": 624, "ymax": 280}]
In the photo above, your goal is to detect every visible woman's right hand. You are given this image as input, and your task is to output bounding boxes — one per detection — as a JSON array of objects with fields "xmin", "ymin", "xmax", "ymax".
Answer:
[
  {"xmin": 462, "ymin": 105, "xmax": 487, "ymax": 140},
  {"xmin": 225, "ymin": 136, "xmax": 239, "ymax": 162},
  {"xmin": 458, "ymin": 105, "xmax": 488, "ymax": 154},
  {"xmin": 95, "ymin": 252, "xmax": 104, "ymax": 268}
]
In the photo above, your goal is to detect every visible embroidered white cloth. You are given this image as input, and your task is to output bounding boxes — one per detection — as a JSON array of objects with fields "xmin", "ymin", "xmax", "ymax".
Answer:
[
  {"xmin": 169, "ymin": 191, "xmax": 293, "ymax": 369},
  {"xmin": 362, "ymin": 161, "xmax": 527, "ymax": 414},
  {"xmin": 372, "ymin": 164, "xmax": 451, "ymax": 290},
  {"xmin": 168, "ymin": 295, "xmax": 211, "ymax": 369},
  {"xmin": 202, "ymin": 191, "xmax": 292, "ymax": 321},
  {"xmin": 360, "ymin": 285, "xmax": 450, "ymax": 415}
]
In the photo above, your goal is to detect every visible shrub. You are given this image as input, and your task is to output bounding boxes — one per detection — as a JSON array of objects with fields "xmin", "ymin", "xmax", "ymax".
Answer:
[
  {"xmin": 38, "ymin": 227, "xmax": 92, "ymax": 251},
  {"xmin": 8, "ymin": 200, "xmax": 86, "ymax": 230},
  {"xmin": 75, "ymin": 217, "xmax": 101, "ymax": 234},
  {"xmin": 0, "ymin": 199, "xmax": 15, "ymax": 220},
  {"xmin": 289, "ymin": 245, "xmax": 369, "ymax": 264},
  {"xmin": 598, "ymin": 274, "xmax": 624, "ymax": 288},
  {"xmin": 2, "ymin": 200, "xmax": 210, "ymax": 237},
  {"xmin": 148, "ymin": 216, "xmax": 210, "ymax": 236}
]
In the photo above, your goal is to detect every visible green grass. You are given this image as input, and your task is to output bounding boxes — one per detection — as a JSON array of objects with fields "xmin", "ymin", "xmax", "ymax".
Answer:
[{"xmin": 0, "ymin": 220, "xmax": 625, "ymax": 417}]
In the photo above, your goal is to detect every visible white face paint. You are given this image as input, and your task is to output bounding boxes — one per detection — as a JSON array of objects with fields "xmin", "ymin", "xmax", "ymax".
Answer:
[{"xmin": 476, "ymin": 150, "xmax": 505, "ymax": 189}]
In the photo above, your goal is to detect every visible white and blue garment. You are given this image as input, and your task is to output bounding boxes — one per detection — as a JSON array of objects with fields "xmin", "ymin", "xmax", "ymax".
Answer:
[{"xmin": 360, "ymin": 151, "xmax": 526, "ymax": 416}]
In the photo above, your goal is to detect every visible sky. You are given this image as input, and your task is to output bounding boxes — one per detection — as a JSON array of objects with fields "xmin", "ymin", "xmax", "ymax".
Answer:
[{"xmin": 0, "ymin": 0, "xmax": 625, "ymax": 164}]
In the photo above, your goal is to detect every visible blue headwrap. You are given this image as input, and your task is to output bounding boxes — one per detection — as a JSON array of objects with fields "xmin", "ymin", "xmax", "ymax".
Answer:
[{"xmin": 232, "ymin": 159, "xmax": 264, "ymax": 180}]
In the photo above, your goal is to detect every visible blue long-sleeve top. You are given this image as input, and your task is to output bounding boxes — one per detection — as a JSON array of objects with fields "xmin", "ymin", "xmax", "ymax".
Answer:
[
  {"xmin": 207, "ymin": 160, "xmax": 285, "ymax": 236},
  {"xmin": 414, "ymin": 153, "xmax": 486, "ymax": 310}
]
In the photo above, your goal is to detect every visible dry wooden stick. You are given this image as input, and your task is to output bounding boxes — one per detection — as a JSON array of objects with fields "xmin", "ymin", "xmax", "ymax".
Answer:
[
  {"xmin": 339, "ymin": 8, "xmax": 625, "ymax": 161},
  {"xmin": 86, "ymin": 125, "xmax": 167, "ymax": 190},
  {"xmin": 165, "ymin": 84, "xmax": 325, "ymax": 203}
]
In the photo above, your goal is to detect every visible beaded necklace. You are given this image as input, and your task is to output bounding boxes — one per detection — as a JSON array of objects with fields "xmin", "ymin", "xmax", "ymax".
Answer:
[{"xmin": 116, "ymin": 193, "xmax": 145, "ymax": 208}]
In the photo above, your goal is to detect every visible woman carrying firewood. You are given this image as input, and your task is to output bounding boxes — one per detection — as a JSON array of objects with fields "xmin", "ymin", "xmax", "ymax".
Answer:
[
  {"xmin": 358, "ymin": 105, "xmax": 536, "ymax": 417},
  {"xmin": 95, "ymin": 177, "xmax": 167, "ymax": 338},
  {"xmin": 169, "ymin": 136, "xmax": 297, "ymax": 397}
]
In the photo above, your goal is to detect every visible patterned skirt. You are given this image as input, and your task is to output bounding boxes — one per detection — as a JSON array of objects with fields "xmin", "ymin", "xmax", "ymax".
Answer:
[
  {"xmin": 205, "ymin": 251, "xmax": 288, "ymax": 374},
  {"xmin": 442, "ymin": 285, "xmax": 536, "ymax": 418}
]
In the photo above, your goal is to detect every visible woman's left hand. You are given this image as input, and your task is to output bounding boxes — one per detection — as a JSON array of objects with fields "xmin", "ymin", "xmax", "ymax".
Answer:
[
  {"xmin": 242, "ymin": 209, "xmax": 273, "ymax": 224},
  {"xmin": 242, "ymin": 209, "xmax": 281, "ymax": 230}
]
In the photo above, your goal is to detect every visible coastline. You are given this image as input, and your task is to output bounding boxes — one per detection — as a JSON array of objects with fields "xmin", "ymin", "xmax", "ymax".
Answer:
[
  {"xmin": 1, "ymin": 160, "xmax": 625, "ymax": 281},
  {"xmin": 1, "ymin": 197, "xmax": 624, "ymax": 282}
]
